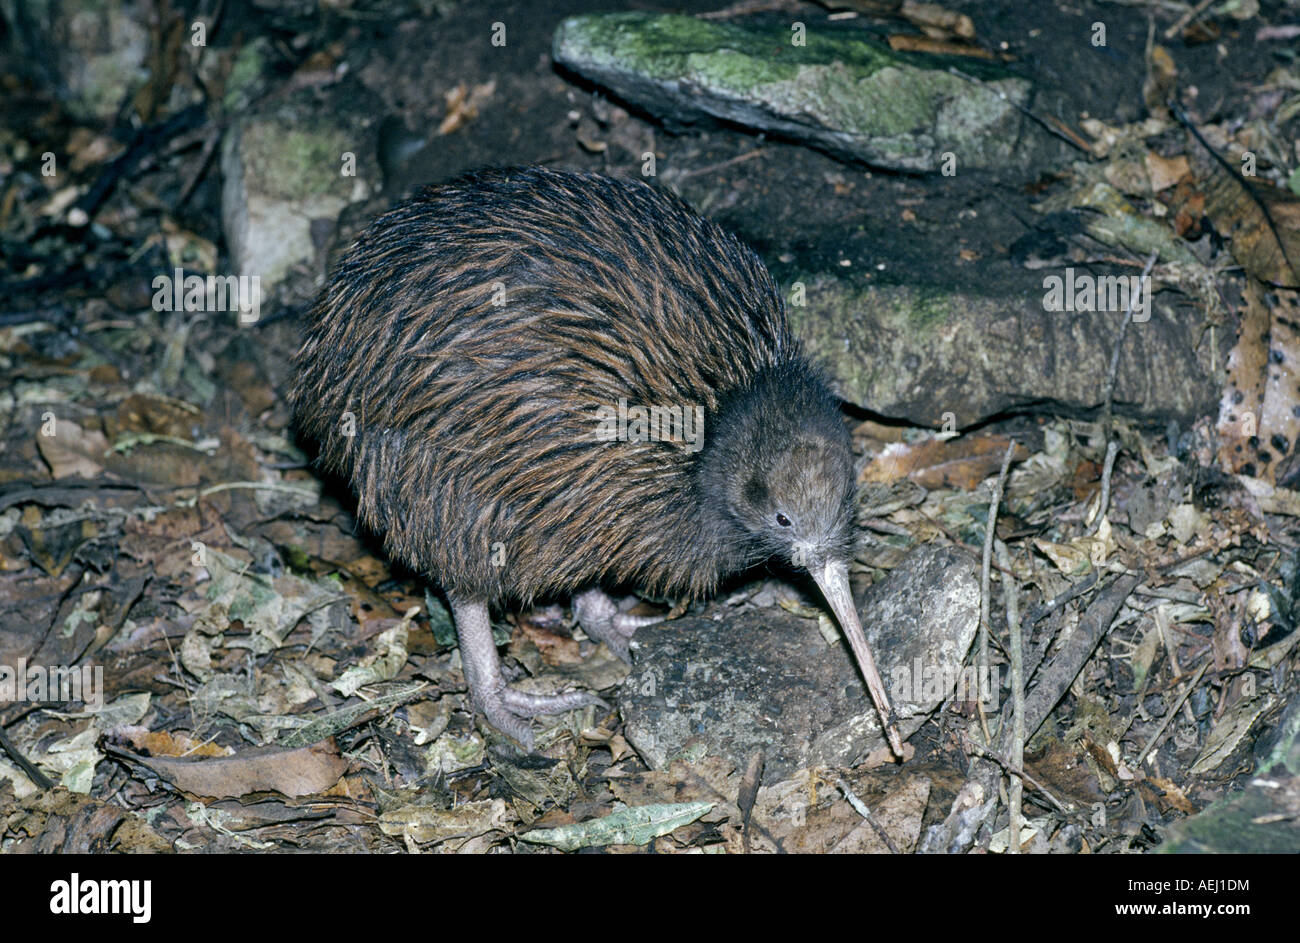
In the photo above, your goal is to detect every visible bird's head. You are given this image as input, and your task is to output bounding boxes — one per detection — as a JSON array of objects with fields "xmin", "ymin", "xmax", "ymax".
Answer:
[
  {"xmin": 701, "ymin": 360, "xmax": 857, "ymax": 575},
  {"xmin": 700, "ymin": 360, "xmax": 902, "ymax": 755}
]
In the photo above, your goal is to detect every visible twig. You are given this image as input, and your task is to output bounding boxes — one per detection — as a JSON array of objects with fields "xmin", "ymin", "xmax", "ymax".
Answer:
[
  {"xmin": 1016, "ymin": 573, "xmax": 1142, "ymax": 745},
  {"xmin": 0, "ymin": 477, "xmax": 147, "ymax": 513},
  {"xmin": 1163, "ymin": 0, "xmax": 1216, "ymax": 39},
  {"xmin": 996, "ymin": 539, "xmax": 1024, "ymax": 852},
  {"xmin": 72, "ymin": 103, "xmax": 209, "ymax": 221},
  {"xmin": 1136, "ymin": 659, "xmax": 1209, "ymax": 765},
  {"xmin": 174, "ymin": 480, "xmax": 318, "ymax": 507},
  {"xmin": 0, "ymin": 725, "xmax": 54, "ymax": 791},
  {"xmin": 1024, "ymin": 571, "xmax": 1101, "ymax": 628},
  {"xmin": 947, "ymin": 67, "xmax": 1091, "ymax": 154},
  {"xmin": 963, "ymin": 736, "xmax": 1069, "ymax": 813},
  {"xmin": 738, "ymin": 750, "xmax": 764, "ymax": 854},
  {"xmin": 1101, "ymin": 249, "xmax": 1159, "ymax": 443},
  {"xmin": 835, "ymin": 778, "xmax": 900, "ymax": 854},
  {"xmin": 675, "ymin": 148, "xmax": 766, "ymax": 180},
  {"xmin": 696, "ymin": 0, "xmax": 792, "ymax": 19},
  {"xmin": 979, "ymin": 443, "xmax": 1017, "ymax": 695},
  {"xmin": 1089, "ymin": 438, "xmax": 1120, "ymax": 535},
  {"xmin": 1092, "ymin": 249, "xmax": 1157, "ymax": 539},
  {"xmin": 1153, "ymin": 603, "xmax": 1197, "ymax": 724},
  {"xmin": 176, "ymin": 125, "xmax": 223, "ymax": 208}
]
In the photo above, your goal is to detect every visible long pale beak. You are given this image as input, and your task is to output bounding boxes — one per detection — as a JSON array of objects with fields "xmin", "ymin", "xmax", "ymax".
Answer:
[{"xmin": 811, "ymin": 558, "xmax": 904, "ymax": 758}]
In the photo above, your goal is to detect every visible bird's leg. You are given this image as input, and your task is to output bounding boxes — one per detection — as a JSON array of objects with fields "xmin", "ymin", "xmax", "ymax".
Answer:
[
  {"xmin": 573, "ymin": 588, "xmax": 665, "ymax": 663},
  {"xmin": 448, "ymin": 594, "xmax": 605, "ymax": 751}
]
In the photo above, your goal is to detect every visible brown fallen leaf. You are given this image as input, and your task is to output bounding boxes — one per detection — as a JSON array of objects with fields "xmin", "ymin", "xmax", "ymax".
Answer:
[
  {"xmin": 859, "ymin": 434, "xmax": 1026, "ymax": 490},
  {"xmin": 1218, "ymin": 280, "xmax": 1300, "ymax": 481},
  {"xmin": 516, "ymin": 611, "xmax": 584, "ymax": 666},
  {"xmin": 106, "ymin": 737, "xmax": 349, "ymax": 799},
  {"xmin": 1144, "ymin": 151, "xmax": 1190, "ymax": 193},
  {"xmin": 37, "ymin": 419, "xmax": 108, "ymax": 479},
  {"xmin": 117, "ymin": 726, "xmax": 234, "ymax": 759},
  {"xmin": 886, "ymin": 34, "xmax": 995, "ymax": 59},
  {"xmin": 287, "ymin": 40, "xmax": 345, "ymax": 92},
  {"xmin": 104, "ymin": 392, "xmax": 200, "ymax": 441},
  {"xmin": 15, "ymin": 504, "xmax": 99, "ymax": 576},
  {"xmin": 378, "ymin": 798, "xmax": 512, "ymax": 845},
  {"xmin": 1182, "ymin": 125, "xmax": 1300, "ymax": 287},
  {"xmin": 827, "ymin": 774, "xmax": 930, "ymax": 853},
  {"xmin": 1169, "ymin": 174, "xmax": 1206, "ymax": 238},
  {"xmin": 1024, "ymin": 738, "xmax": 1104, "ymax": 808},
  {"xmin": 1211, "ymin": 177, "xmax": 1300, "ymax": 287},
  {"xmin": 1142, "ymin": 775, "xmax": 1198, "ymax": 815},
  {"xmin": 1068, "ymin": 458, "xmax": 1102, "ymax": 500}
]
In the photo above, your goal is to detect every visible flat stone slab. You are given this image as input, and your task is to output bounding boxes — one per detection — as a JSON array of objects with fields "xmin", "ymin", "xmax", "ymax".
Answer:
[
  {"xmin": 553, "ymin": 13, "xmax": 1031, "ymax": 172},
  {"xmin": 620, "ymin": 544, "xmax": 980, "ymax": 776},
  {"xmin": 787, "ymin": 272, "xmax": 1219, "ymax": 427}
]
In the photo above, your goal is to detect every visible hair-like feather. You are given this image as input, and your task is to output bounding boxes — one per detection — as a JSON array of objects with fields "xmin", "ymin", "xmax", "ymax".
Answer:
[{"xmin": 293, "ymin": 166, "xmax": 854, "ymax": 606}]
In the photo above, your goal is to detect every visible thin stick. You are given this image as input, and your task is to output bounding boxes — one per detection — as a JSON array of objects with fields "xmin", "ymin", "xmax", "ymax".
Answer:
[
  {"xmin": 1163, "ymin": 0, "xmax": 1216, "ymax": 39},
  {"xmin": 1089, "ymin": 439, "xmax": 1120, "ymax": 535},
  {"xmin": 0, "ymin": 725, "xmax": 54, "ymax": 790},
  {"xmin": 1136, "ymin": 660, "xmax": 1209, "ymax": 765},
  {"xmin": 979, "ymin": 443, "xmax": 1017, "ymax": 707},
  {"xmin": 1024, "ymin": 571, "xmax": 1100, "ymax": 627},
  {"xmin": 835, "ymin": 778, "xmax": 900, "ymax": 854},
  {"xmin": 1101, "ymin": 250, "xmax": 1159, "ymax": 442},
  {"xmin": 174, "ymin": 480, "xmax": 319, "ymax": 507},
  {"xmin": 1093, "ymin": 249, "xmax": 1156, "ymax": 540},
  {"xmin": 676, "ymin": 148, "xmax": 765, "ymax": 180},
  {"xmin": 1016, "ymin": 573, "xmax": 1142, "ymax": 745},
  {"xmin": 1153, "ymin": 603, "xmax": 1197, "ymax": 724},
  {"xmin": 996, "ymin": 539, "xmax": 1024, "ymax": 853},
  {"xmin": 738, "ymin": 750, "xmax": 764, "ymax": 854},
  {"xmin": 947, "ymin": 67, "xmax": 1091, "ymax": 154},
  {"xmin": 963, "ymin": 737, "xmax": 1069, "ymax": 813}
]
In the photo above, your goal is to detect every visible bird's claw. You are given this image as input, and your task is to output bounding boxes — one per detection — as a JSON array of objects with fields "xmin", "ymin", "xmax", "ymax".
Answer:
[
  {"xmin": 479, "ymin": 685, "xmax": 608, "ymax": 752},
  {"xmin": 574, "ymin": 588, "xmax": 664, "ymax": 664}
]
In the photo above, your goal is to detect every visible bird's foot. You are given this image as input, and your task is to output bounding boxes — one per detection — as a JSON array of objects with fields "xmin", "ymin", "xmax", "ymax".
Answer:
[
  {"xmin": 478, "ymin": 683, "xmax": 608, "ymax": 752},
  {"xmin": 573, "ymin": 588, "xmax": 665, "ymax": 663},
  {"xmin": 449, "ymin": 593, "xmax": 608, "ymax": 751}
]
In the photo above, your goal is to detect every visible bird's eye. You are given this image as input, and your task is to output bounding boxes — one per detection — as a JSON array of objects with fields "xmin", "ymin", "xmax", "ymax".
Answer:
[{"xmin": 775, "ymin": 512, "xmax": 792, "ymax": 527}]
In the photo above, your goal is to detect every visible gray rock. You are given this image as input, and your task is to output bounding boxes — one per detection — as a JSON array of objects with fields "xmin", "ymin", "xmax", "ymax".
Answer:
[
  {"xmin": 1, "ymin": 0, "xmax": 150, "ymax": 122},
  {"xmin": 1157, "ymin": 775, "xmax": 1300, "ymax": 853},
  {"xmin": 553, "ymin": 13, "xmax": 1031, "ymax": 173},
  {"xmin": 1254, "ymin": 693, "xmax": 1300, "ymax": 778},
  {"xmin": 1155, "ymin": 641, "xmax": 1300, "ymax": 852},
  {"xmin": 221, "ymin": 100, "xmax": 377, "ymax": 297},
  {"xmin": 620, "ymin": 544, "xmax": 980, "ymax": 776},
  {"xmin": 786, "ymin": 272, "xmax": 1218, "ymax": 427}
]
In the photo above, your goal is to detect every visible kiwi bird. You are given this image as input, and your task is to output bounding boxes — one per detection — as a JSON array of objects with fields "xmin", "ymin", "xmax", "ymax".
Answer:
[{"xmin": 293, "ymin": 167, "xmax": 901, "ymax": 753}]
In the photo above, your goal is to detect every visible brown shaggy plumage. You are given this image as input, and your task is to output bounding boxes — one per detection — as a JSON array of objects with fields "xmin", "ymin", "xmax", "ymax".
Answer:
[{"xmin": 293, "ymin": 167, "xmax": 898, "ymax": 752}]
